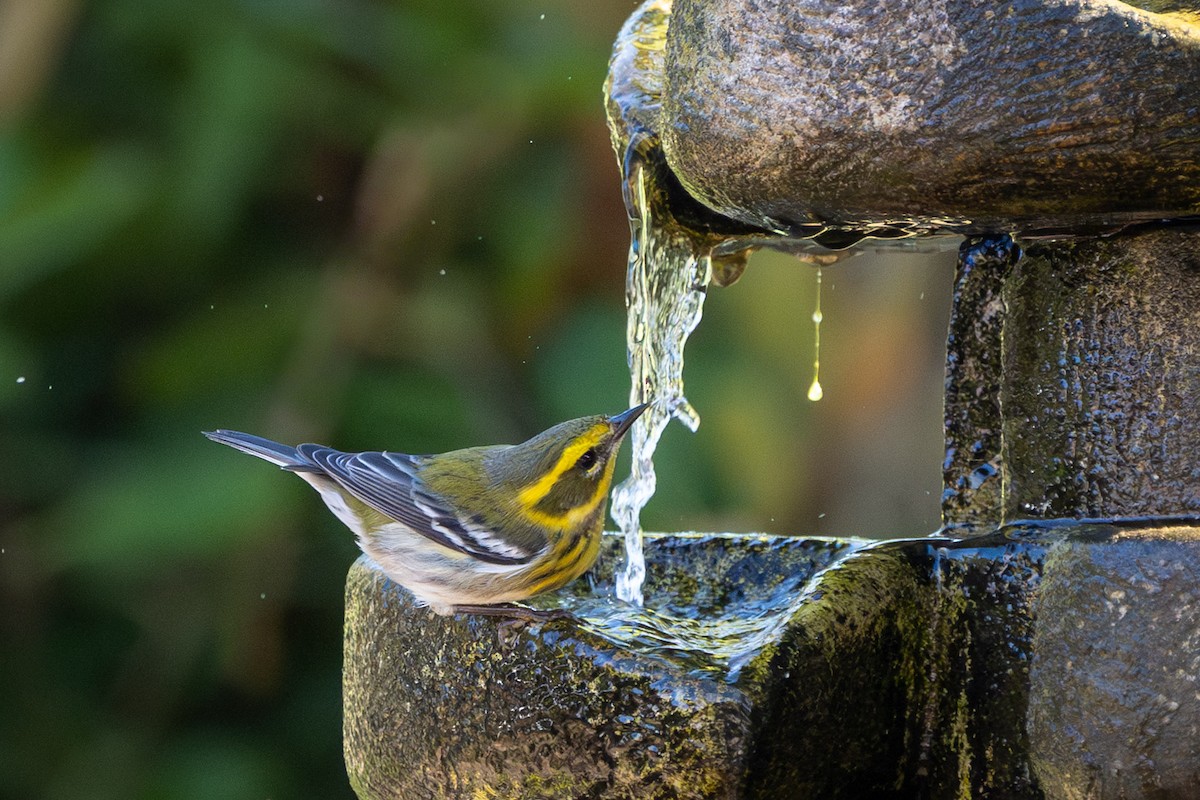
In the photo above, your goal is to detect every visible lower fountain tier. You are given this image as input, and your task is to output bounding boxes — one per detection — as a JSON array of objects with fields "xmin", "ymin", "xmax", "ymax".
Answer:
[{"xmin": 343, "ymin": 525, "xmax": 1200, "ymax": 799}]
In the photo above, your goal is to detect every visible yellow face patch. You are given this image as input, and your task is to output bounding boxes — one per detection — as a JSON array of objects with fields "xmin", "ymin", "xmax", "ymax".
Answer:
[
  {"xmin": 513, "ymin": 422, "xmax": 618, "ymax": 533},
  {"xmin": 517, "ymin": 456, "xmax": 618, "ymax": 532},
  {"xmin": 515, "ymin": 422, "xmax": 610, "ymax": 509}
]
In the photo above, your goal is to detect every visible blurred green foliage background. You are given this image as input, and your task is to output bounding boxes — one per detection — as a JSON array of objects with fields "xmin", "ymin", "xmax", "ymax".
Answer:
[{"xmin": 0, "ymin": 1, "xmax": 956, "ymax": 797}]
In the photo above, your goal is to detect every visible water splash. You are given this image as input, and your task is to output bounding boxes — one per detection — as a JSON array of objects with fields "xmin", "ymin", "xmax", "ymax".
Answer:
[
  {"xmin": 611, "ymin": 154, "xmax": 711, "ymax": 605},
  {"xmin": 541, "ymin": 532, "xmax": 863, "ymax": 681}
]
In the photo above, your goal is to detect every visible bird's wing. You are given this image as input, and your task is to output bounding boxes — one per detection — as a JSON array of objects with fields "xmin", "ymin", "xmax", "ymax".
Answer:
[{"xmin": 294, "ymin": 446, "xmax": 537, "ymax": 565}]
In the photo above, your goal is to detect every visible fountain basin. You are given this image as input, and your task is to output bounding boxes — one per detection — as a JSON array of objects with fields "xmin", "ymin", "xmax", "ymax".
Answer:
[
  {"xmin": 342, "ymin": 533, "xmax": 857, "ymax": 799},
  {"xmin": 344, "ymin": 524, "xmax": 1200, "ymax": 798},
  {"xmin": 338, "ymin": 526, "xmax": 1035, "ymax": 797}
]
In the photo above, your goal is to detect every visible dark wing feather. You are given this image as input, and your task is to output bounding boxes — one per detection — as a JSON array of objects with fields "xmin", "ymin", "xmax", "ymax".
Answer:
[{"xmin": 295, "ymin": 445, "xmax": 536, "ymax": 565}]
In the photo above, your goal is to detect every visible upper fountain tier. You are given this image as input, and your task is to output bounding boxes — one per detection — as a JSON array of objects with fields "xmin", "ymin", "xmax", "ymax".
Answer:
[{"xmin": 607, "ymin": 0, "xmax": 1200, "ymax": 246}]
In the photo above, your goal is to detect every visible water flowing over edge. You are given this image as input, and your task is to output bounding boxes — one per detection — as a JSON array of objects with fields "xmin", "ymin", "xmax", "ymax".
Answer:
[{"xmin": 611, "ymin": 152, "xmax": 711, "ymax": 605}]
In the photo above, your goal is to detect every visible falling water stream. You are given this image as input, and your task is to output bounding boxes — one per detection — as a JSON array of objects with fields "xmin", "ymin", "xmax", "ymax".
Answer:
[
  {"xmin": 587, "ymin": 0, "xmax": 864, "ymax": 665},
  {"xmin": 600, "ymin": 0, "xmax": 858, "ymax": 607},
  {"xmin": 610, "ymin": 156, "xmax": 710, "ymax": 605},
  {"xmin": 607, "ymin": 150, "xmax": 832, "ymax": 605}
]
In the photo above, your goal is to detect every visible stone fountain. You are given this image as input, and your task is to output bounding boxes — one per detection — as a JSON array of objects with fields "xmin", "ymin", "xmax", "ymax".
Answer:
[{"xmin": 343, "ymin": 1, "xmax": 1200, "ymax": 797}]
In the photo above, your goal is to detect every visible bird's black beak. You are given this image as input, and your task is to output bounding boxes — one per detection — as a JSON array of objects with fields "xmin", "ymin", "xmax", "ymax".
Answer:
[{"xmin": 609, "ymin": 402, "xmax": 651, "ymax": 441}]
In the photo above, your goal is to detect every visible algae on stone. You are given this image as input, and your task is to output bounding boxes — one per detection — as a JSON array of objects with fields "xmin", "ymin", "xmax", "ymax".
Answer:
[{"xmin": 344, "ymin": 530, "xmax": 1061, "ymax": 799}]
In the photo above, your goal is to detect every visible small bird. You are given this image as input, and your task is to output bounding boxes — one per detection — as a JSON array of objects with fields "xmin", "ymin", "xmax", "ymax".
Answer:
[{"xmin": 203, "ymin": 404, "xmax": 648, "ymax": 616}]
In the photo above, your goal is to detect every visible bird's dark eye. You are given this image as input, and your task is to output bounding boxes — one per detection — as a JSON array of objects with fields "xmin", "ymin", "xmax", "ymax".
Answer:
[{"xmin": 575, "ymin": 448, "xmax": 598, "ymax": 471}]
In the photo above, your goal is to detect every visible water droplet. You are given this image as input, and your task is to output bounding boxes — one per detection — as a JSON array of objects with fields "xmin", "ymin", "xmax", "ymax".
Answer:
[
  {"xmin": 539, "ymin": 12, "xmax": 546, "ymax": 19},
  {"xmin": 439, "ymin": 269, "xmax": 446, "ymax": 275},
  {"xmin": 260, "ymin": 592, "xmax": 267, "ymax": 600},
  {"xmin": 807, "ymin": 268, "xmax": 823, "ymax": 402},
  {"xmin": 317, "ymin": 194, "xmax": 324, "ymax": 202},
  {"xmin": 16, "ymin": 376, "xmax": 25, "ymax": 384}
]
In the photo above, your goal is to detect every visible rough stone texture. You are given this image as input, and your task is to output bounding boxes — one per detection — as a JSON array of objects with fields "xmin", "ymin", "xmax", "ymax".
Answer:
[
  {"xmin": 1028, "ymin": 526, "xmax": 1200, "ymax": 799},
  {"xmin": 941, "ymin": 229, "xmax": 1200, "ymax": 524},
  {"xmin": 343, "ymin": 566, "xmax": 748, "ymax": 799},
  {"xmin": 606, "ymin": 0, "xmax": 944, "ymax": 253},
  {"xmin": 343, "ymin": 530, "xmax": 1068, "ymax": 799},
  {"xmin": 1000, "ymin": 230, "xmax": 1200, "ymax": 519},
  {"xmin": 942, "ymin": 236, "xmax": 1021, "ymax": 527},
  {"xmin": 746, "ymin": 529, "xmax": 1047, "ymax": 799},
  {"xmin": 343, "ymin": 533, "xmax": 858, "ymax": 800},
  {"xmin": 658, "ymin": 0, "xmax": 1200, "ymax": 236},
  {"xmin": 344, "ymin": 524, "xmax": 1200, "ymax": 798}
]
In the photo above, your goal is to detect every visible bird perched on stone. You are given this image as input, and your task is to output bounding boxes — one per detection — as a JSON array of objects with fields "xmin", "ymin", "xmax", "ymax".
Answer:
[{"xmin": 204, "ymin": 404, "xmax": 647, "ymax": 616}]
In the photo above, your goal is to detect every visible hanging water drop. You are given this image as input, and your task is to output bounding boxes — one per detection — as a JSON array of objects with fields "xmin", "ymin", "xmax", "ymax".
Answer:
[{"xmin": 807, "ymin": 268, "xmax": 824, "ymax": 402}]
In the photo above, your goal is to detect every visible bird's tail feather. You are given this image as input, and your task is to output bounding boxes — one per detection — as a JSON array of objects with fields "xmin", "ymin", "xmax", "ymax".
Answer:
[{"xmin": 203, "ymin": 429, "xmax": 313, "ymax": 470}]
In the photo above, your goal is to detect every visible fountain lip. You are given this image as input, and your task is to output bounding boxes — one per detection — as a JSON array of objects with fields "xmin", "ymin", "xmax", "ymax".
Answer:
[
  {"xmin": 604, "ymin": 529, "xmax": 875, "ymax": 550},
  {"xmin": 608, "ymin": 0, "xmax": 1200, "ymax": 254}
]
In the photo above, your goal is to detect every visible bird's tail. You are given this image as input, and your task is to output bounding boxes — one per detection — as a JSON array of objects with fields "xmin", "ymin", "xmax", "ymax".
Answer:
[{"xmin": 203, "ymin": 429, "xmax": 311, "ymax": 469}]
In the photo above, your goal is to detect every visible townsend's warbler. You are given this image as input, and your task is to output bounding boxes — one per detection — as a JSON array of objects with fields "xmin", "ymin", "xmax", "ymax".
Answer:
[{"xmin": 204, "ymin": 404, "xmax": 648, "ymax": 616}]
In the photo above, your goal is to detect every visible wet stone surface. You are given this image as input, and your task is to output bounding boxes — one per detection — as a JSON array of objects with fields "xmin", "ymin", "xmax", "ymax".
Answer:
[
  {"xmin": 347, "ymin": 526, "xmax": 1176, "ymax": 799},
  {"xmin": 742, "ymin": 528, "xmax": 1048, "ymax": 799},
  {"xmin": 345, "ymin": 524, "xmax": 1200, "ymax": 799},
  {"xmin": 650, "ymin": 0, "xmax": 1200, "ymax": 237},
  {"xmin": 1029, "ymin": 527, "xmax": 1200, "ymax": 799},
  {"xmin": 943, "ymin": 229, "xmax": 1200, "ymax": 524},
  {"xmin": 343, "ymin": 533, "xmax": 858, "ymax": 800},
  {"xmin": 941, "ymin": 235, "xmax": 1021, "ymax": 527},
  {"xmin": 1001, "ymin": 231, "xmax": 1200, "ymax": 519}
]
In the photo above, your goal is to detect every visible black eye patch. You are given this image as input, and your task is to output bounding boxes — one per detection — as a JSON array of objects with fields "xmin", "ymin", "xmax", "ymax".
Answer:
[{"xmin": 574, "ymin": 448, "xmax": 598, "ymax": 471}]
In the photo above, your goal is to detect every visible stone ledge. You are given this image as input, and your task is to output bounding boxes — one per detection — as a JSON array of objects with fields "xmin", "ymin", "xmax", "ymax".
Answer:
[{"xmin": 344, "ymin": 525, "xmax": 1200, "ymax": 798}]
